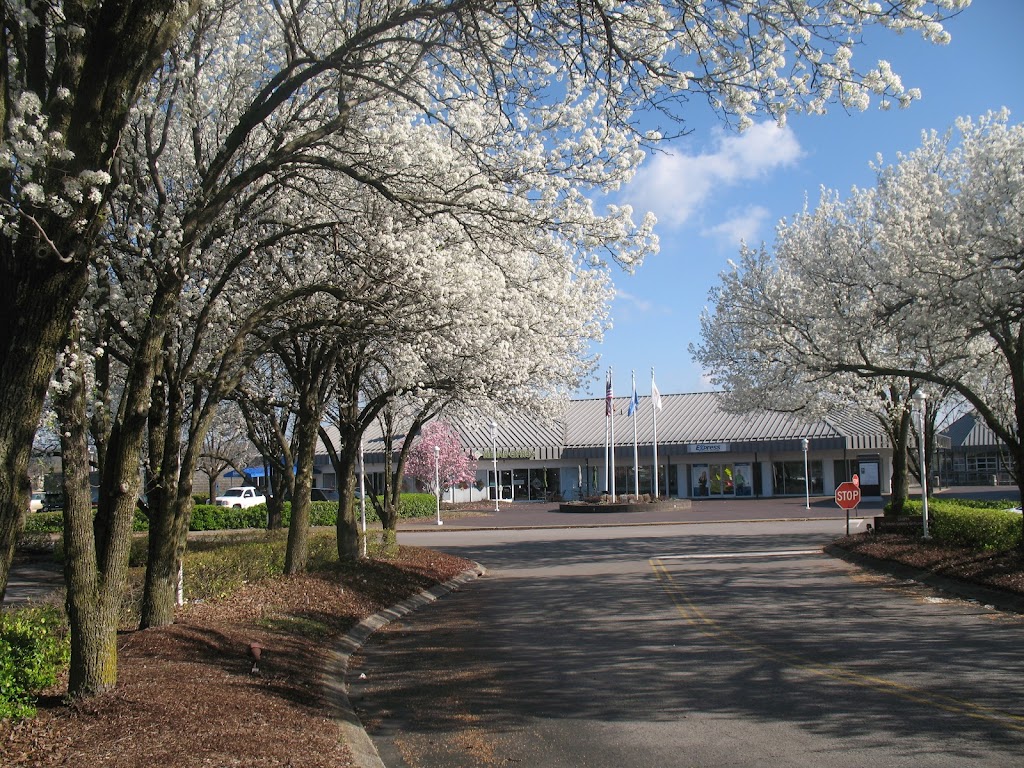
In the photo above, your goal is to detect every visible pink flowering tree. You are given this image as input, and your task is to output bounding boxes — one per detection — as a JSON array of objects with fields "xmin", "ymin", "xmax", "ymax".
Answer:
[{"xmin": 405, "ymin": 421, "xmax": 477, "ymax": 498}]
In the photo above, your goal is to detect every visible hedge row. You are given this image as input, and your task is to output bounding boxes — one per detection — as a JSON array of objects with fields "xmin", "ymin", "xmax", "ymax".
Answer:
[
  {"xmin": 20, "ymin": 493, "xmax": 442, "ymax": 535},
  {"xmin": 899, "ymin": 498, "xmax": 1022, "ymax": 551}
]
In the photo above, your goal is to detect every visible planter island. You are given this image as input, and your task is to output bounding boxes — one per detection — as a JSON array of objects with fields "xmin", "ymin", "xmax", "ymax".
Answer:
[{"xmin": 558, "ymin": 498, "xmax": 693, "ymax": 514}]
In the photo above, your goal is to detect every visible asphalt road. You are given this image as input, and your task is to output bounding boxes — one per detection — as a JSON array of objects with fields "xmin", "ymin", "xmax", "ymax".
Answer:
[{"xmin": 350, "ymin": 520, "xmax": 1024, "ymax": 768}]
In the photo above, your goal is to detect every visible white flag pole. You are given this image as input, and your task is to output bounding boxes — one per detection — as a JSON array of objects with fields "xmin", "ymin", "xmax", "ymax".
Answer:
[
  {"xmin": 631, "ymin": 369, "xmax": 639, "ymax": 496},
  {"xmin": 603, "ymin": 368, "xmax": 610, "ymax": 494},
  {"xmin": 652, "ymin": 367, "xmax": 660, "ymax": 498},
  {"xmin": 609, "ymin": 369, "xmax": 616, "ymax": 501}
]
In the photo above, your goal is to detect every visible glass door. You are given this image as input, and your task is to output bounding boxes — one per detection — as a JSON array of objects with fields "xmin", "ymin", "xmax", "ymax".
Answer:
[
  {"xmin": 709, "ymin": 464, "xmax": 735, "ymax": 496},
  {"xmin": 490, "ymin": 470, "xmax": 513, "ymax": 500}
]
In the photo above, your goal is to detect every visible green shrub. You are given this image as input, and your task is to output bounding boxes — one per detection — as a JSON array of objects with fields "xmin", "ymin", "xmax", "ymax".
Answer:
[
  {"xmin": 20, "ymin": 508, "xmax": 150, "ymax": 534},
  {"xmin": 397, "ymin": 493, "xmax": 438, "ymax": 519},
  {"xmin": 189, "ymin": 503, "xmax": 266, "ymax": 531},
  {"xmin": 20, "ymin": 512, "xmax": 62, "ymax": 534},
  {"xmin": 310, "ymin": 501, "xmax": 338, "ymax": 527},
  {"xmin": 901, "ymin": 498, "xmax": 1022, "ymax": 550},
  {"xmin": 0, "ymin": 605, "xmax": 70, "ymax": 720},
  {"xmin": 182, "ymin": 533, "xmax": 287, "ymax": 601},
  {"xmin": 280, "ymin": 501, "xmax": 348, "ymax": 527}
]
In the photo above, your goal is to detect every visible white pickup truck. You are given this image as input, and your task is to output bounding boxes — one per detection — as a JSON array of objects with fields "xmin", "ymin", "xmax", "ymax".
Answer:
[{"xmin": 214, "ymin": 486, "xmax": 267, "ymax": 508}]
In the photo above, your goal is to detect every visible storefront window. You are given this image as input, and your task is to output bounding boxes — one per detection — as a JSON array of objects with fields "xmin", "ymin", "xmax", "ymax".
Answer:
[
  {"xmin": 734, "ymin": 463, "xmax": 752, "ymax": 496},
  {"xmin": 692, "ymin": 464, "xmax": 710, "ymax": 496},
  {"xmin": 614, "ymin": 464, "xmax": 675, "ymax": 496},
  {"xmin": 772, "ymin": 460, "xmax": 823, "ymax": 495}
]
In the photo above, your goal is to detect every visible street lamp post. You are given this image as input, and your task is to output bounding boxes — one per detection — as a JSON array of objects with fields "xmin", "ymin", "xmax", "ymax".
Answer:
[
  {"xmin": 913, "ymin": 390, "xmax": 930, "ymax": 539},
  {"xmin": 802, "ymin": 438, "xmax": 810, "ymax": 510},
  {"xmin": 434, "ymin": 444, "xmax": 443, "ymax": 526},
  {"xmin": 490, "ymin": 420, "xmax": 499, "ymax": 512},
  {"xmin": 359, "ymin": 439, "xmax": 367, "ymax": 557}
]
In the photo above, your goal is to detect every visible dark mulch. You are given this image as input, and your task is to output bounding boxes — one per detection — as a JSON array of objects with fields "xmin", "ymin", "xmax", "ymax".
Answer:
[
  {"xmin": 1, "ymin": 545, "xmax": 476, "ymax": 768},
  {"xmin": 832, "ymin": 533, "xmax": 1024, "ymax": 597}
]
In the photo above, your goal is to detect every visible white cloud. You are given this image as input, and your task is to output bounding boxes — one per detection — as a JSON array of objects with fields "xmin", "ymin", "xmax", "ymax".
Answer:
[
  {"xmin": 614, "ymin": 289, "xmax": 653, "ymax": 313},
  {"xmin": 627, "ymin": 121, "xmax": 802, "ymax": 229},
  {"xmin": 702, "ymin": 205, "xmax": 771, "ymax": 249}
]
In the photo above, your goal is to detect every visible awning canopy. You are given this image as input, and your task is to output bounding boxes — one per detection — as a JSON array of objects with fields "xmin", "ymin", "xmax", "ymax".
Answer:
[
  {"xmin": 225, "ymin": 465, "xmax": 319, "ymax": 479},
  {"xmin": 225, "ymin": 466, "xmax": 266, "ymax": 478}
]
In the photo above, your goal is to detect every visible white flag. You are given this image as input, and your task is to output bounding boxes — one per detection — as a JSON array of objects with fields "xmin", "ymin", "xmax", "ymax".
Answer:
[{"xmin": 651, "ymin": 378, "xmax": 662, "ymax": 410}]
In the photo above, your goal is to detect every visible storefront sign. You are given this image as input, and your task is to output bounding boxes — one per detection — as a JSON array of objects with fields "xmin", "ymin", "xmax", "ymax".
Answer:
[
  {"xmin": 689, "ymin": 443, "xmax": 729, "ymax": 454},
  {"xmin": 480, "ymin": 450, "xmax": 534, "ymax": 460}
]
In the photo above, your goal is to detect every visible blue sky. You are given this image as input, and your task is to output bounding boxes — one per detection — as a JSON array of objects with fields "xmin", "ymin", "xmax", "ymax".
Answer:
[{"xmin": 584, "ymin": 1, "xmax": 1024, "ymax": 401}]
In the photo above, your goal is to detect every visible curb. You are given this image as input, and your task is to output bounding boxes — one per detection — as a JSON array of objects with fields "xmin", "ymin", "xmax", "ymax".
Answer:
[
  {"xmin": 824, "ymin": 544, "xmax": 1024, "ymax": 615},
  {"xmin": 322, "ymin": 563, "xmax": 487, "ymax": 768}
]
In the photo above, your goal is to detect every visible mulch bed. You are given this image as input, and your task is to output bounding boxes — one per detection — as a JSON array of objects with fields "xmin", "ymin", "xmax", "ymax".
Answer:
[
  {"xmin": 832, "ymin": 533, "xmax": 1024, "ymax": 596},
  {"xmin": 2, "ymin": 545, "xmax": 476, "ymax": 768}
]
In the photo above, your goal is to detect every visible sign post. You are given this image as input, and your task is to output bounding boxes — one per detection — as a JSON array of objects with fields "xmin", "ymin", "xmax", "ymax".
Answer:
[{"xmin": 835, "ymin": 481, "xmax": 862, "ymax": 535}]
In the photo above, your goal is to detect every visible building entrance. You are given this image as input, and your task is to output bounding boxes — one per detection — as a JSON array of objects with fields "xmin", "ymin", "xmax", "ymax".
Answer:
[{"xmin": 692, "ymin": 463, "xmax": 735, "ymax": 496}]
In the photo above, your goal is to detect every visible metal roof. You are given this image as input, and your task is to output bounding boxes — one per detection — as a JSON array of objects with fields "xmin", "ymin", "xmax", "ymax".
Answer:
[
  {"xmin": 319, "ymin": 392, "xmax": 891, "ymax": 460},
  {"xmin": 565, "ymin": 392, "xmax": 846, "ymax": 448},
  {"xmin": 945, "ymin": 413, "xmax": 1003, "ymax": 449}
]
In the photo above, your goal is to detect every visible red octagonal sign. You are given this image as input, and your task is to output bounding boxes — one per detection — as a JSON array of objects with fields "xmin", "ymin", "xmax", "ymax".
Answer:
[{"xmin": 835, "ymin": 481, "xmax": 861, "ymax": 510}]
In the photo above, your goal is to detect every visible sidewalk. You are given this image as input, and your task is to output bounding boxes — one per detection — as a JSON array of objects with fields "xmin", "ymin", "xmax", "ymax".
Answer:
[{"xmin": 3, "ymin": 558, "xmax": 63, "ymax": 605}]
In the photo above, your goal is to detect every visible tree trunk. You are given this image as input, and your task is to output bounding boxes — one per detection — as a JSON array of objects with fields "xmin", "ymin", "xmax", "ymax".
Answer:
[
  {"xmin": 284, "ymin": 390, "xmax": 321, "ymax": 574},
  {"xmin": 336, "ymin": 442, "xmax": 362, "ymax": 561},
  {"xmin": 266, "ymin": 464, "xmax": 288, "ymax": 530},
  {"xmin": 57, "ymin": 334, "xmax": 133, "ymax": 697},
  {"xmin": 0, "ymin": 258, "xmax": 88, "ymax": 600},
  {"xmin": 140, "ymin": 373, "xmax": 222, "ymax": 628},
  {"xmin": 888, "ymin": 411, "xmax": 913, "ymax": 516},
  {"xmin": 141, "ymin": 489, "xmax": 194, "ymax": 628},
  {"xmin": 0, "ymin": 0, "xmax": 198, "ymax": 599}
]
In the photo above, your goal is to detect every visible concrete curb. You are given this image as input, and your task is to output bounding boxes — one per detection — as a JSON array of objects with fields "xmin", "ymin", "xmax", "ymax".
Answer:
[
  {"xmin": 322, "ymin": 563, "xmax": 487, "ymax": 768},
  {"xmin": 825, "ymin": 544, "xmax": 1024, "ymax": 615}
]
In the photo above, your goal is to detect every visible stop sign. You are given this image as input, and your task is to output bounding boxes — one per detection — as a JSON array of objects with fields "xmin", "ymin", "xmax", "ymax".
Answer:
[{"xmin": 835, "ymin": 481, "xmax": 861, "ymax": 510}]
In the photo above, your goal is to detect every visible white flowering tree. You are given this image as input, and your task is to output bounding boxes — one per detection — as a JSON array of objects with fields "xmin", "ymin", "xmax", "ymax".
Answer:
[
  {"xmin": 694, "ymin": 111, "xmax": 1024, "ymax": 527},
  {"xmin": 0, "ymin": 0, "xmax": 969, "ymax": 601},
  {"xmin": 691, "ymin": 240, "xmax": 938, "ymax": 511},
  {"xmin": 2, "ymin": 1, "xmax": 974, "ymax": 702}
]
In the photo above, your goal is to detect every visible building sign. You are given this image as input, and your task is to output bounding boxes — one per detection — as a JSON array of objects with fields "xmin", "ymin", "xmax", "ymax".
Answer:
[
  {"xmin": 480, "ymin": 450, "xmax": 535, "ymax": 460},
  {"xmin": 689, "ymin": 443, "xmax": 730, "ymax": 454}
]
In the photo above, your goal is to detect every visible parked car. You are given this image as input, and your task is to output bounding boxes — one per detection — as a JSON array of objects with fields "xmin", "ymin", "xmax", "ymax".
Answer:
[
  {"xmin": 214, "ymin": 486, "xmax": 267, "ymax": 508},
  {"xmin": 310, "ymin": 488, "xmax": 339, "ymax": 502},
  {"xmin": 29, "ymin": 491, "xmax": 45, "ymax": 512}
]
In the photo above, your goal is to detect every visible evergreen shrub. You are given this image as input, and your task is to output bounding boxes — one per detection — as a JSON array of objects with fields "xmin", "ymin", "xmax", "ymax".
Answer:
[
  {"xmin": 189, "ymin": 503, "xmax": 266, "ymax": 531},
  {"xmin": 0, "ymin": 605, "xmax": 69, "ymax": 720},
  {"xmin": 901, "ymin": 498, "xmax": 1022, "ymax": 550},
  {"xmin": 397, "ymin": 493, "xmax": 440, "ymax": 519}
]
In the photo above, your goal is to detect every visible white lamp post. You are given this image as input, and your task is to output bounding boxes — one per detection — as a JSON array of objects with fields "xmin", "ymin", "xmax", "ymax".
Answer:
[
  {"xmin": 359, "ymin": 439, "xmax": 367, "ymax": 557},
  {"xmin": 913, "ymin": 390, "xmax": 930, "ymax": 539},
  {"xmin": 490, "ymin": 420, "xmax": 499, "ymax": 512},
  {"xmin": 434, "ymin": 444, "xmax": 443, "ymax": 526},
  {"xmin": 802, "ymin": 438, "xmax": 810, "ymax": 509}
]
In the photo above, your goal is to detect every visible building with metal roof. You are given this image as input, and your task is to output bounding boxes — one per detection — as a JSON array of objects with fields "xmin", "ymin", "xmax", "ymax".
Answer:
[
  {"xmin": 322, "ymin": 391, "xmax": 895, "ymax": 502},
  {"xmin": 941, "ymin": 413, "xmax": 1013, "ymax": 486}
]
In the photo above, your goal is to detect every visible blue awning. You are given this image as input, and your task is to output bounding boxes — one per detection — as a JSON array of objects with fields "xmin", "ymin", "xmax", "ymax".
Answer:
[
  {"xmin": 224, "ymin": 465, "xmax": 319, "ymax": 478},
  {"xmin": 225, "ymin": 466, "xmax": 266, "ymax": 478}
]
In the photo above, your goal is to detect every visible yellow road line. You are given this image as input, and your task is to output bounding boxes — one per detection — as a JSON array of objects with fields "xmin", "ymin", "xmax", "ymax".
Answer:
[{"xmin": 651, "ymin": 558, "xmax": 1024, "ymax": 733}]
